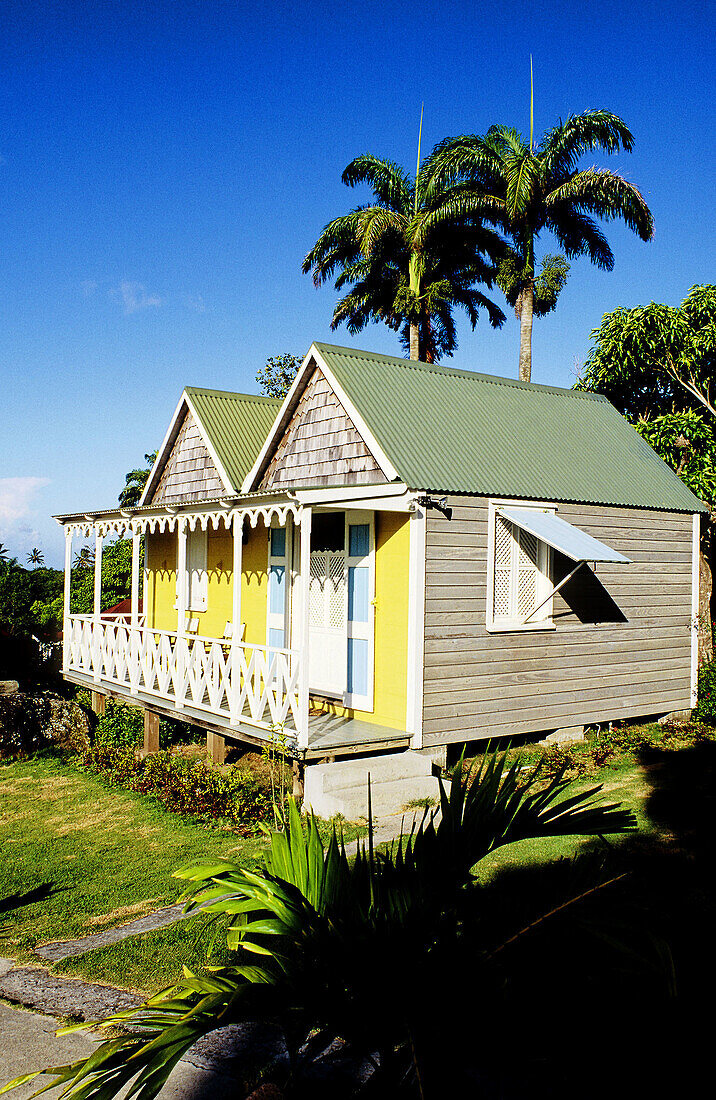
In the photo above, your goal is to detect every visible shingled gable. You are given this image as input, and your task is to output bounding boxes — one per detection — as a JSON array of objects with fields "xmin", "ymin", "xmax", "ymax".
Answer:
[
  {"xmin": 140, "ymin": 388, "xmax": 281, "ymax": 506},
  {"xmin": 246, "ymin": 342, "xmax": 707, "ymax": 514}
]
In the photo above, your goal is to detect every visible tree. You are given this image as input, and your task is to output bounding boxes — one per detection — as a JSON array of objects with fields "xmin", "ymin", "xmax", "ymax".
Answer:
[
  {"xmin": 431, "ymin": 93, "xmax": 653, "ymax": 380},
  {"xmin": 118, "ymin": 451, "xmax": 158, "ymax": 508},
  {"xmin": 0, "ymin": 543, "xmax": 9, "ymax": 570},
  {"xmin": 27, "ymin": 548, "xmax": 44, "ymax": 568},
  {"xmin": 303, "ymin": 123, "xmax": 507, "ymax": 362},
  {"xmin": 72, "ymin": 546, "xmax": 95, "ymax": 571},
  {"xmin": 578, "ymin": 285, "xmax": 716, "ymax": 662},
  {"xmin": 5, "ymin": 756, "xmax": 634, "ymax": 1098},
  {"xmin": 70, "ymin": 539, "xmax": 133, "ymax": 615},
  {"xmin": 256, "ymin": 353, "xmax": 301, "ymax": 400}
]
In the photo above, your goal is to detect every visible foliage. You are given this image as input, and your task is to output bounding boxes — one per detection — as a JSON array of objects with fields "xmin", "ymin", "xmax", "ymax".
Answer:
[
  {"xmin": 431, "ymin": 108, "xmax": 653, "ymax": 379},
  {"xmin": 256, "ymin": 353, "xmax": 300, "ymax": 400},
  {"xmin": 696, "ymin": 658, "xmax": 716, "ymax": 725},
  {"xmin": 70, "ymin": 538, "xmax": 133, "ymax": 614},
  {"xmin": 261, "ymin": 724, "xmax": 291, "ymax": 829},
  {"xmin": 6, "ymin": 753, "xmax": 635, "ymax": 1099},
  {"xmin": 0, "ymin": 563, "xmax": 63, "ymax": 637},
  {"xmin": 26, "ymin": 548, "xmax": 44, "ymax": 567},
  {"xmin": 497, "ymin": 250, "xmax": 570, "ymax": 317},
  {"xmin": 76, "ymin": 743, "xmax": 272, "ymax": 833},
  {"xmin": 577, "ymin": 285, "xmax": 716, "ymax": 501},
  {"xmin": 95, "ymin": 700, "xmax": 144, "ymax": 749},
  {"xmin": 119, "ymin": 451, "xmax": 158, "ymax": 508},
  {"xmin": 579, "ymin": 284, "xmax": 716, "ymax": 423},
  {"xmin": 303, "ymin": 145, "xmax": 507, "ymax": 362}
]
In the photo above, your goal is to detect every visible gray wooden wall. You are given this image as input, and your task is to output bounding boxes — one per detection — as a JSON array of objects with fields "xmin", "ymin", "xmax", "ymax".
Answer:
[
  {"xmin": 151, "ymin": 411, "xmax": 225, "ymax": 504},
  {"xmin": 260, "ymin": 368, "xmax": 388, "ymax": 489},
  {"xmin": 423, "ymin": 495, "xmax": 694, "ymax": 745}
]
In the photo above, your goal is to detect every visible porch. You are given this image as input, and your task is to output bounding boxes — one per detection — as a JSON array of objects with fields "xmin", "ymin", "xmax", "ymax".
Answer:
[{"xmin": 58, "ymin": 489, "xmax": 419, "ymax": 760}]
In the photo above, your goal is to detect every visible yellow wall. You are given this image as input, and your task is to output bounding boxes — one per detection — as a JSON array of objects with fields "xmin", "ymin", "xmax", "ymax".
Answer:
[
  {"xmin": 144, "ymin": 531, "xmax": 177, "ymax": 631},
  {"xmin": 144, "ymin": 512, "xmax": 410, "ymax": 731},
  {"xmin": 241, "ymin": 524, "xmax": 269, "ymax": 645},
  {"xmin": 145, "ymin": 525, "xmax": 269, "ymax": 641},
  {"xmin": 309, "ymin": 512, "xmax": 410, "ymax": 731}
]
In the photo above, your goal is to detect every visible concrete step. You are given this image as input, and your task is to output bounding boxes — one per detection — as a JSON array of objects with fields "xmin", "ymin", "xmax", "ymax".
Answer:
[
  {"xmin": 310, "ymin": 750, "xmax": 433, "ymax": 795},
  {"xmin": 303, "ymin": 751, "xmax": 444, "ymax": 820}
]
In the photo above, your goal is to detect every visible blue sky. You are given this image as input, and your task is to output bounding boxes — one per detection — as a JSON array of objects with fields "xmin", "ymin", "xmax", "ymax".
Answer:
[{"xmin": 1, "ymin": 0, "xmax": 713, "ymax": 566}]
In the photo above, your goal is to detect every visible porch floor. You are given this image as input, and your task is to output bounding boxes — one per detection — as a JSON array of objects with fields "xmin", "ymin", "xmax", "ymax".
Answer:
[{"xmin": 305, "ymin": 711, "xmax": 410, "ymax": 760}]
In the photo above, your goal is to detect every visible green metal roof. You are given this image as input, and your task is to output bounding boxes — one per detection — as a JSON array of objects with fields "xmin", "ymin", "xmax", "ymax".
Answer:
[
  {"xmin": 185, "ymin": 387, "xmax": 281, "ymax": 492},
  {"xmin": 313, "ymin": 342, "xmax": 707, "ymax": 513}
]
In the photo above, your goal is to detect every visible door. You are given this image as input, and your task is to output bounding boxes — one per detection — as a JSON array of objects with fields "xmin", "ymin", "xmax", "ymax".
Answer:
[
  {"xmin": 307, "ymin": 512, "xmax": 347, "ymax": 696},
  {"xmin": 345, "ymin": 510, "xmax": 374, "ymax": 710},
  {"xmin": 267, "ymin": 524, "xmax": 289, "ymax": 649}
]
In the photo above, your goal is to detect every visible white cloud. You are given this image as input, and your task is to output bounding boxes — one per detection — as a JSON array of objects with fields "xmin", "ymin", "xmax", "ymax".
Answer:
[
  {"xmin": 110, "ymin": 281, "xmax": 162, "ymax": 315},
  {"xmin": 0, "ymin": 477, "xmax": 50, "ymax": 560}
]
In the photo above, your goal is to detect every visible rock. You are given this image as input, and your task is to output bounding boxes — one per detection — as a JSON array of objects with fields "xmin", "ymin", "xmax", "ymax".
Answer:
[
  {"xmin": 0, "ymin": 681, "xmax": 19, "ymax": 695},
  {"xmin": 541, "ymin": 725, "xmax": 585, "ymax": 746},
  {"xmin": 0, "ymin": 692, "xmax": 92, "ymax": 759}
]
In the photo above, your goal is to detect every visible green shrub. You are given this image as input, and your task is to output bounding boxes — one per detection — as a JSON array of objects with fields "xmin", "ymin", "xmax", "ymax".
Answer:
[
  {"xmin": 697, "ymin": 660, "xmax": 716, "ymax": 725},
  {"xmin": 95, "ymin": 700, "xmax": 144, "ymax": 748},
  {"xmin": 76, "ymin": 744, "xmax": 272, "ymax": 833}
]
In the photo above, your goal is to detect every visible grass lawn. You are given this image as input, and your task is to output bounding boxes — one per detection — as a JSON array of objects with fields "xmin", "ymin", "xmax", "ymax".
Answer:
[{"xmin": 0, "ymin": 754, "xmax": 266, "ymax": 993}]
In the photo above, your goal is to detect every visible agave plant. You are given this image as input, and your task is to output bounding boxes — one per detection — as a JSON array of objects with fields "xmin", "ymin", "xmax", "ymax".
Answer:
[{"xmin": 3, "ymin": 753, "xmax": 635, "ymax": 1099}]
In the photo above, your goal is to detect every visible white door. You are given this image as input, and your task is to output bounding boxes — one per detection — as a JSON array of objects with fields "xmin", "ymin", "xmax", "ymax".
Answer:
[
  {"xmin": 345, "ymin": 510, "xmax": 374, "ymax": 710},
  {"xmin": 308, "ymin": 547, "xmax": 347, "ymax": 696}
]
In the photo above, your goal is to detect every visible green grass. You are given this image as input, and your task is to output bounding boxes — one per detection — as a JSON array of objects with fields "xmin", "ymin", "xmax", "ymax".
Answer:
[{"xmin": 0, "ymin": 754, "xmax": 266, "ymax": 992}]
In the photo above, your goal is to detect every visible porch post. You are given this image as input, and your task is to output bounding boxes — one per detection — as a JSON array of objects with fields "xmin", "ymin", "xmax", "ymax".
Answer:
[
  {"xmin": 232, "ymin": 512, "xmax": 243, "ymax": 636},
  {"xmin": 130, "ymin": 528, "xmax": 141, "ymax": 628},
  {"xmin": 62, "ymin": 527, "xmax": 72, "ymax": 672},
  {"xmin": 176, "ymin": 517, "xmax": 187, "ymax": 635},
  {"xmin": 297, "ymin": 506, "xmax": 312, "ymax": 749},
  {"xmin": 92, "ymin": 527, "xmax": 103, "ymax": 684},
  {"xmin": 175, "ymin": 517, "xmax": 187, "ymax": 709}
]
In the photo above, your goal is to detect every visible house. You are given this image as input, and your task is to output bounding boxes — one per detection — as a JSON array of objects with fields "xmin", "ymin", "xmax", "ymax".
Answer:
[{"xmin": 56, "ymin": 343, "xmax": 707, "ymax": 817}]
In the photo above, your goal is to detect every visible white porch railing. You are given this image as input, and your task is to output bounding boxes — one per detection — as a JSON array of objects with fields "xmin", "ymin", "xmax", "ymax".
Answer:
[{"xmin": 65, "ymin": 616, "xmax": 302, "ymax": 739}]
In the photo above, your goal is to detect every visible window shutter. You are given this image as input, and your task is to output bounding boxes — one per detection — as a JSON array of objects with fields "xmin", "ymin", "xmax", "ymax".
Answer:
[
  {"xmin": 187, "ymin": 529, "xmax": 207, "ymax": 611},
  {"xmin": 493, "ymin": 515, "xmax": 513, "ymax": 619},
  {"xmin": 515, "ymin": 529, "xmax": 539, "ymax": 619}
]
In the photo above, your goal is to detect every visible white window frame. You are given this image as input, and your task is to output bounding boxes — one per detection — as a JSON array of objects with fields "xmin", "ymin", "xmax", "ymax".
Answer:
[
  {"xmin": 486, "ymin": 500, "xmax": 556, "ymax": 633},
  {"xmin": 175, "ymin": 527, "xmax": 208, "ymax": 613}
]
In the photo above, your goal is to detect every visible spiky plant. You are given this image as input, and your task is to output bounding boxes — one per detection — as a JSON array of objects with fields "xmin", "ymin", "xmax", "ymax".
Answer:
[
  {"xmin": 2, "ymin": 754, "xmax": 635, "ymax": 1099},
  {"xmin": 303, "ymin": 116, "xmax": 508, "ymax": 362},
  {"xmin": 27, "ymin": 548, "xmax": 44, "ymax": 568},
  {"xmin": 430, "ymin": 81, "xmax": 653, "ymax": 381}
]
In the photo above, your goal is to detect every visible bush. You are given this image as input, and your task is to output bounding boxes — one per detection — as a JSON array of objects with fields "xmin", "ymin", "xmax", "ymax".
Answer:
[
  {"xmin": 95, "ymin": 700, "xmax": 144, "ymax": 748},
  {"xmin": 76, "ymin": 744, "xmax": 272, "ymax": 833},
  {"xmin": 697, "ymin": 660, "xmax": 716, "ymax": 725}
]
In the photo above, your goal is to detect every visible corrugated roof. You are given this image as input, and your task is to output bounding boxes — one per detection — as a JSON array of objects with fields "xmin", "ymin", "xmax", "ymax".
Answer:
[
  {"xmin": 314, "ymin": 342, "xmax": 707, "ymax": 513},
  {"xmin": 185, "ymin": 387, "xmax": 281, "ymax": 492}
]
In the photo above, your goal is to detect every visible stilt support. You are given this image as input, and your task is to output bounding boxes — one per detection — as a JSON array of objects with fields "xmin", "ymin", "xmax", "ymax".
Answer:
[
  {"xmin": 292, "ymin": 758, "xmax": 304, "ymax": 801},
  {"xmin": 91, "ymin": 691, "xmax": 106, "ymax": 717},
  {"xmin": 143, "ymin": 709, "xmax": 160, "ymax": 755},
  {"xmin": 207, "ymin": 730, "xmax": 226, "ymax": 765}
]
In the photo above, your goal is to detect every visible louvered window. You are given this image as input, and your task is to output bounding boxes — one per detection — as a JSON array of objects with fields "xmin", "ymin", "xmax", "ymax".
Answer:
[{"xmin": 489, "ymin": 509, "xmax": 552, "ymax": 630}]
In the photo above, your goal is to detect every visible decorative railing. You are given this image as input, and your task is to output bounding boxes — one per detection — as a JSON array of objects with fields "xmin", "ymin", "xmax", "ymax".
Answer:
[{"xmin": 65, "ymin": 616, "xmax": 302, "ymax": 738}]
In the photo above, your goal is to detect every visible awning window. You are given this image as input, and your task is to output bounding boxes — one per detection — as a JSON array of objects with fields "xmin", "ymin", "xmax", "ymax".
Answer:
[{"xmin": 497, "ymin": 508, "xmax": 631, "ymax": 565}]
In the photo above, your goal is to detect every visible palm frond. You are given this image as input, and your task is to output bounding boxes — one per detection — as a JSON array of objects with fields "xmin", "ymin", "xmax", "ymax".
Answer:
[
  {"xmin": 540, "ymin": 109, "xmax": 635, "ymax": 181},
  {"xmin": 341, "ymin": 153, "xmax": 412, "ymax": 212},
  {"xmin": 546, "ymin": 168, "xmax": 654, "ymax": 240}
]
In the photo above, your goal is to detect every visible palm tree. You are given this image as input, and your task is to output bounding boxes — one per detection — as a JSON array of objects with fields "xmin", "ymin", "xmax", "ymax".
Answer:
[
  {"xmin": 431, "ymin": 103, "xmax": 653, "ymax": 381},
  {"xmin": 118, "ymin": 451, "xmax": 158, "ymax": 508},
  {"xmin": 303, "ymin": 121, "xmax": 507, "ymax": 362},
  {"xmin": 27, "ymin": 548, "xmax": 44, "ymax": 568},
  {"xmin": 72, "ymin": 546, "xmax": 95, "ymax": 571},
  {"xmin": 0, "ymin": 543, "xmax": 8, "ymax": 569}
]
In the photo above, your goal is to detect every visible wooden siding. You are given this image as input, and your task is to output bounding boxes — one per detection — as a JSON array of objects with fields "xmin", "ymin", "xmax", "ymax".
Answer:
[
  {"xmin": 259, "ymin": 367, "xmax": 388, "ymax": 489},
  {"xmin": 151, "ymin": 410, "xmax": 225, "ymax": 504},
  {"xmin": 423, "ymin": 496, "xmax": 694, "ymax": 746}
]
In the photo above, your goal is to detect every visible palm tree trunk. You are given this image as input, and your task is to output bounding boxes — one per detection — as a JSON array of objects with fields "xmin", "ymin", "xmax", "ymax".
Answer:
[
  {"xmin": 518, "ymin": 281, "xmax": 534, "ymax": 383},
  {"xmin": 409, "ymin": 323, "xmax": 420, "ymax": 360}
]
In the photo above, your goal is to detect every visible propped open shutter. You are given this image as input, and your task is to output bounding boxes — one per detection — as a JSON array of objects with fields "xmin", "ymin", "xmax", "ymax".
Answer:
[
  {"xmin": 493, "ymin": 515, "xmax": 513, "ymax": 619},
  {"xmin": 515, "ymin": 528, "xmax": 539, "ymax": 619}
]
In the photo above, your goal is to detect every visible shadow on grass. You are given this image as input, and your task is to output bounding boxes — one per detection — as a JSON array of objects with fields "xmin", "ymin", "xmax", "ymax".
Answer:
[{"xmin": 0, "ymin": 882, "xmax": 64, "ymax": 919}]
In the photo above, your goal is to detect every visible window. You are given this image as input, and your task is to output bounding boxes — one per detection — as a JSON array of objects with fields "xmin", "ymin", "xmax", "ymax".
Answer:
[
  {"xmin": 487, "ymin": 504, "xmax": 554, "ymax": 632},
  {"xmin": 175, "ymin": 528, "xmax": 208, "ymax": 613}
]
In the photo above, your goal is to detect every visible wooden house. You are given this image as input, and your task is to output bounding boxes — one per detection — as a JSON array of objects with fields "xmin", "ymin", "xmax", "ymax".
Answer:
[{"xmin": 57, "ymin": 343, "xmax": 706, "ymax": 816}]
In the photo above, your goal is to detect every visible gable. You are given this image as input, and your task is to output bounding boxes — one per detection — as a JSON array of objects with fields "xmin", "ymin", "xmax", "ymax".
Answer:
[
  {"xmin": 258, "ymin": 367, "xmax": 388, "ymax": 490},
  {"xmin": 149, "ymin": 409, "xmax": 226, "ymax": 505}
]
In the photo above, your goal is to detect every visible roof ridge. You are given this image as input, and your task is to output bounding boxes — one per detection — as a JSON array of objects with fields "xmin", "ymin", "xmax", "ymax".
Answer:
[
  {"xmin": 185, "ymin": 385, "xmax": 281, "ymax": 406},
  {"xmin": 312, "ymin": 341, "xmax": 606, "ymax": 402}
]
